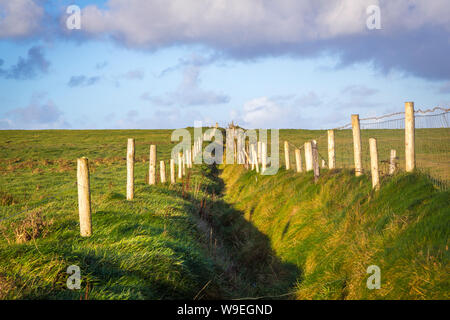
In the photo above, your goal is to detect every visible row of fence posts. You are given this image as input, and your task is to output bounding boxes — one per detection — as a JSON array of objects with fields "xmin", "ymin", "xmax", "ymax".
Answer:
[
  {"xmin": 276, "ymin": 102, "xmax": 415, "ymax": 190},
  {"xmin": 77, "ymin": 102, "xmax": 417, "ymax": 237},
  {"xmin": 77, "ymin": 140, "xmax": 197, "ymax": 237}
]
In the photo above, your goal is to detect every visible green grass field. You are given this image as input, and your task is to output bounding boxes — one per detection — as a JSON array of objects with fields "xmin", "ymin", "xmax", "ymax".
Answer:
[{"xmin": 0, "ymin": 129, "xmax": 448, "ymax": 299}]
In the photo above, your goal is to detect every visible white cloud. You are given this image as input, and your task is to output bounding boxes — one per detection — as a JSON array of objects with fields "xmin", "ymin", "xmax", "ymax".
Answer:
[
  {"xmin": 0, "ymin": 0, "xmax": 44, "ymax": 38},
  {"xmin": 1, "ymin": 94, "xmax": 70, "ymax": 129},
  {"xmin": 241, "ymin": 97, "xmax": 292, "ymax": 128},
  {"xmin": 80, "ymin": 0, "xmax": 373, "ymax": 48},
  {"xmin": 144, "ymin": 66, "xmax": 229, "ymax": 107},
  {"xmin": 80, "ymin": 0, "xmax": 450, "ymax": 49}
]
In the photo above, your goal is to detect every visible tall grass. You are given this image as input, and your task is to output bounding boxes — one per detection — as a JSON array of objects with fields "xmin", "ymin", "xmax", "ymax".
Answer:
[{"xmin": 221, "ymin": 165, "xmax": 449, "ymax": 299}]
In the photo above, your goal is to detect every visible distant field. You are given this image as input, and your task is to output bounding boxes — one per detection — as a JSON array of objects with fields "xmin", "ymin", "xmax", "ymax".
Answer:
[{"xmin": 0, "ymin": 128, "xmax": 448, "ymax": 214}]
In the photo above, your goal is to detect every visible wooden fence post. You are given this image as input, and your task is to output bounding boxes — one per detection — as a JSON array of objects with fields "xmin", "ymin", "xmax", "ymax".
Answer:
[
  {"xmin": 389, "ymin": 149, "xmax": 397, "ymax": 175},
  {"xmin": 295, "ymin": 148, "xmax": 303, "ymax": 173},
  {"xmin": 149, "ymin": 145, "xmax": 156, "ymax": 185},
  {"xmin": 182, "ymin": 153, "xmax": 186, "ymax": 176},
  {"xmin": 327, "ymin": 129, "xmax": 336, "ymax": 169},
  {"xmin": 170, "ymin": 159, "xmax": 175, "ymax": 184},
  {"xmin": 405, "ymin": 102, "xmax": 415, "ymax": 172},
  {"xmin": 284, "ymin": 141, "xmax": 290, "ymax": 170},
  {"xmin": 369, "ymin": 138, "xmax": 380, "ymax": 190},
  {"xmin": 160, "ymin": 161, "xmax": 166, "ymax": 183},
  {"xmin": 126, "ymin": 139, "xmax": 135, "ymax": 201},
  {"xmin": 312, "ymin": 140, "xmax": 320, "ymax": 183},
  {"xmin": 77, "ymin": 157, "xmax": 92, "ymax": 237},
  {"xmin": 304, "ymin": 141, "xmax": 313, "ymax": 172},
  {"xmin": 351, "ymin": 114, "xmax": 363, "ymax": 177},
  {"xmin": 321, "ymin": 159, "xmax": 326, "ymax": 168},
  {"xmin": 261, "ymin": 142, "xmax": 267, "ymax": 173},
  {"xmin": 178, "ymin": 152, "xmax": 183, "ymax": 179}
]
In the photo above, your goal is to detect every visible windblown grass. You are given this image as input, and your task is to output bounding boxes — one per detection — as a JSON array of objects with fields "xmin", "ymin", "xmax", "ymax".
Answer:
[{"xmin": 221, "ymin": 165, "xmax": 449, "ymax": 299}]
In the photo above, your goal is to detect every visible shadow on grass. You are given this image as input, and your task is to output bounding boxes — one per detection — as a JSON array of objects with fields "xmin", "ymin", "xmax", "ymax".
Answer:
[{"xmin": 181, "ymin": 164, "xmax": 301, "ymax": 300}]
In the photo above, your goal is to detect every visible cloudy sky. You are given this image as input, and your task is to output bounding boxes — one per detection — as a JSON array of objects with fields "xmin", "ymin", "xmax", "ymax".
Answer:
[{"xmin": 0, "ymin": 0, "xmax": 449, "ymax": 129}]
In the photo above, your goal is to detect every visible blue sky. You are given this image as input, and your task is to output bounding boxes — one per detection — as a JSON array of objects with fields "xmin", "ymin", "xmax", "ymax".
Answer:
[{"xmin": 0, "ymin": 0, "xmax": 449, "ymax": 129}]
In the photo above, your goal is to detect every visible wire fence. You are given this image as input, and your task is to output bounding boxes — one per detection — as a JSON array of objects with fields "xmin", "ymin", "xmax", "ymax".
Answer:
[{"xmin": 283, "ymin": 106, "xmax": 449, "ymax": 190}]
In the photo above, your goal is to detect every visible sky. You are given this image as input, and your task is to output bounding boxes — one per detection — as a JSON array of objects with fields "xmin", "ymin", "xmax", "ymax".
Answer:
[{"xmin": 0, "ymin": 0, "xmax": 449, "ymax": 129}]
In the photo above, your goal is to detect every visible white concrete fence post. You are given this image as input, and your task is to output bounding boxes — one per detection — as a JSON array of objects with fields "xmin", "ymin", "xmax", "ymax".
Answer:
[
  {"xmin": 178, "ymin": 152, "xmax": 183, "ymax": 179},
  {"xmin": 405, "ymin": 102, "xmax": 415, "ymax": 172},
  {"xmin": 389, "ymin": 149, "xmax": 397, "ymax": 175},
  {"xmin": 304, "ymin": 141, "xmax": 313, "ymax": 172},
  {"xmin": 327, "ymin": 129, "xmax": 336, "ymax": 169},
  {"xmin": 126, "ymin": 138, "xmax": 135, "ymax": 201},
  {"xmin": 351, "ymin": 114, "xmax": 363, "ymax": 177},
  {"xmin": 170, "ymin": 159, "xmax": 176, "ymax": 184},
  {"xmin": 77, "ymin": 157, "xmax": 92, "ymax": 237},
  {"xmin": 284, "ymin": 141, "xmax": 290, "ymax": 170},
  {"xmin": 261, "ymin": 142, "xmax": 267, "ymax": 173},
  {"xmin": 160, "ymin": 160, "xmax": 166, "ymax": 183},
  {"xmin": 312, "ymin": 140, "xmax": 320, "ymax": 183},
  {"xmin": 182, "ymin": 152, "xmax": 186, "ymax": 176},
  {"xmin": 369, "ymin": 138, "xmax": 380, "ymax": 190},
  {"xmin": 295, "ymin": 148, "xmax": 303, "ymax": 173},
  {"xmin": 149, "ymin": 145, "xmax": 156, "ymax": 185},
  {"xmin": 257, "ymin": 141, "xmax": 262, "ymax": 164}
]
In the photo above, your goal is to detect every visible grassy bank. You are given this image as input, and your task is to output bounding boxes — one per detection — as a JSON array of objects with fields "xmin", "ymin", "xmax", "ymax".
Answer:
[
  {"xmin": 220, "ymin": 165, "xmax": 449, "ymax": 299},
  {"xmin": 0, "ymin": 130, "xmax": 223, "ymax": 299},
  {"xmin": 0, "ymin": 167, "xmax": 222, "ymax": 299}
]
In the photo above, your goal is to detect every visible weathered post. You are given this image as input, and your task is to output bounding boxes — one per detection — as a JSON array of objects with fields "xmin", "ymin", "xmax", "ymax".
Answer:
[
  {"xmin": 178, "ymin": 152, "xmax": 183, "ymax": 179},
  {"xmin": 250, "ymin": 144, "xmax": 255, "ymax": 170},
  {"xmin": 257, "ymin": 141, "xmax": 262, "ymax": 164},
  {"xmin": 149, "ymin": 145, "xmax": 156, "ymax": 185},
  {"xmin": 304, "ymin": 141, "xmax": 313, "ymax": 172},
  {"xmin": 170, "ymin": 159, "xmax": 176, "ymax": 184},
  {"xmin": 185, "ymin": 150, "xmax": 189, "ymax": 170},
  {"xmin": 369, "ymin": 138, "xmax": 380, "ymax": 190},
  {"xmin": 126, "ymin": 138, "xmax": 135, "ymax": 201},
  {"xmin": 160, "ymin": 161, "xmax": 166, "ymax": 183},
  {"xmin": 295, "ymin": 148, "xmax": 303, "ymax": 173},
  {"xmin": 284, "ymin": 141, "xmax": 290, "ymax": 170},
  {"xmin": 389, "ymin": 149, "xmax": 397, "ymax": 175},
  {"xmin": 405, "ymin": 102, "xmax": 415, "ymax": 172},
  {"xmin": 252, "ymin": 144, "xmax": 260, "ymax": 173},
  {"xmin": 327, "ymin": 129, "xmax": 336, "ymax": 169},
  {"xmin": 182, "ymin": 153, "xmax": 186, "ymax": 176},
  {"xmin": 245, "ymin": 143, "xmax": 250, "ymax": 169},
  {"xmin": 261, "ymin": 142, "xmax": 267, "ymax": 173},
  {"xmin": 77, "ymin": 157, "xmax": 92, "ymax": 237},
  {"xmin": 351, "ymin": 114, "xmax": 363, "ymax": 176},
  {"xmin": 312, "ymin": 140, "xmax": 320, "ymax": 183},
  {"xmin": 321, "ymin": 159, "xmax": 326, "ymax": 168}
]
